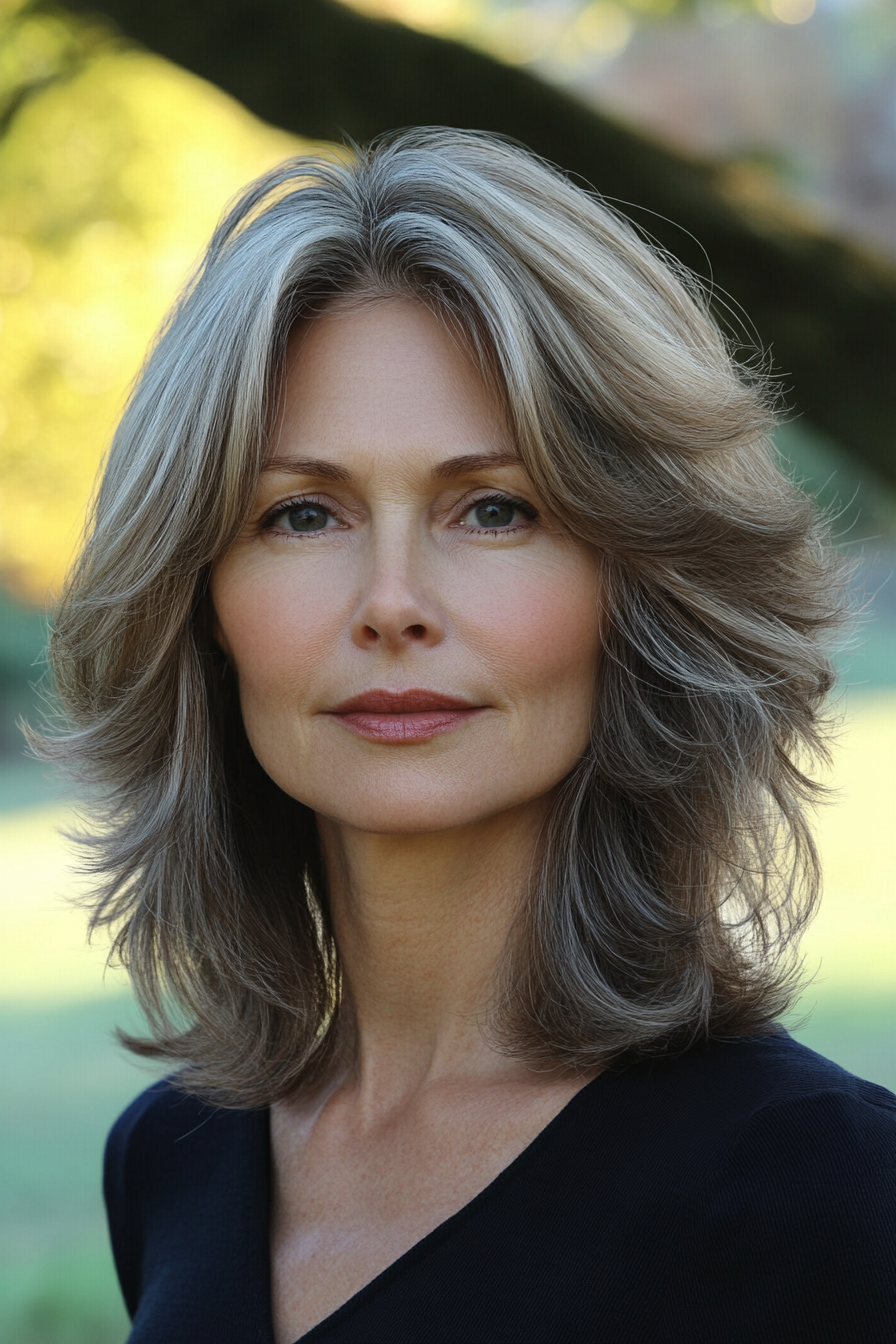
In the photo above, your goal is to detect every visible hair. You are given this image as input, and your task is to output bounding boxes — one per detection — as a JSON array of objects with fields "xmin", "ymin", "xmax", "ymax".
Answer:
[{"xmin": 37, "ymin": 127, "xmax": 848, "ymax": 1107}]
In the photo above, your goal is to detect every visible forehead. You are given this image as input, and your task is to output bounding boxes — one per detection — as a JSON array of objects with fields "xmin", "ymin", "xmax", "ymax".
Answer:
[{"xmin": 272, "ymin": 298, "xmax": 514, "ymax": 475}]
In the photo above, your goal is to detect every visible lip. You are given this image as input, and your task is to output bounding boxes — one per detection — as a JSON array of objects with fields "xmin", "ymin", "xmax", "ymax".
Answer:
[
  {"xmin": 331, "ymin": 689, "xmax": 478, "ymax": 714},
  {"xmin": 326, "ymin": 688, "xmax": 484, "ymax": 743}
]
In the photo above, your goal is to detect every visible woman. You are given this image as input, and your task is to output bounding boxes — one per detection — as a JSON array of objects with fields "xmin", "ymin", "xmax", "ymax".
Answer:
[{"xmin": 42, "ymin": 129, "xmax": 893, "ymax": 1342}]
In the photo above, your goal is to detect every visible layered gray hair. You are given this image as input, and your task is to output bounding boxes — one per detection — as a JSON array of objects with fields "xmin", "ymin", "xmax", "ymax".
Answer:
[{"xmin": 40, "ymin": 128, "xmax": 847, "ymax": 1106}]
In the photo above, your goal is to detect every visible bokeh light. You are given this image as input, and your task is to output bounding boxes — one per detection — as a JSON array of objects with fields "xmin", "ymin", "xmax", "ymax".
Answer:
[
  {"xmin": 767, "ymin": 0, "xmax": 816, "ymax": 23},
  {"xmin": 0, "ymin": 36, "xmax": 304, "ymax": 600}
]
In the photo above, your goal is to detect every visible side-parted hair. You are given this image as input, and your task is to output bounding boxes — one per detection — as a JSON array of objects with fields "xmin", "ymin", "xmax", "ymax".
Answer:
[{"xmin": 40, "ymin": 128, "xmax": 847, "ymax": 1106}]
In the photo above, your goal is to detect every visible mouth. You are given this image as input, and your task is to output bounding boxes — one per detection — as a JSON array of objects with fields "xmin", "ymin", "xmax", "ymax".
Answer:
[{"xmin": 326, "ymin": 689, "xmax": 484, "ymax": 743}]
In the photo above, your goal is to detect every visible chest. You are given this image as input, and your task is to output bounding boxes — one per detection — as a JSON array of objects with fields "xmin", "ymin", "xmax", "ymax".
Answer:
[{"xmin": 268, "ymin": 1082, "xmax": 590, "ymax": 1342}]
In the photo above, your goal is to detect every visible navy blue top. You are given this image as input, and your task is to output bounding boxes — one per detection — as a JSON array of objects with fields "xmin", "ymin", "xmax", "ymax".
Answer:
[{"xmin": 104, "ymin": 1031, "xmax": 896, "ymax": 1343}]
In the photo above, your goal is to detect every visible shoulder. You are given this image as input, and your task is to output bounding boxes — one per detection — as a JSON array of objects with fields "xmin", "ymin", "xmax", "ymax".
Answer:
[
  {"xmin": 104, "ymin": 1077, "xmax": 236, "ymax": 1227},
  {"xmin": 661, "ymin": 1034, "xmax": 896, "ymax": 1340},
  {"xmin": 535, "ymin": 1031, "xmax": 894, "ymax": 1240},
  {"xmin": 106, "ymin": 1076, "xmax": 213, "ymax": 1165},
  {"xmin": 104, "ymin": 1078, "xmax": 268, "ymax": 1321},
  {"xmin": 605, "ymin": 1028, "xmax": 895, "ymax": 1142},
  {"xmin": 621, "ymin": 1030, "xmax": 896, "ymax": 1201},
  {"xmin": 104, "ymin": 1072, "xmax": 269, "ymax": 1201},
  {"xmin": 670, "ymin": 1029, "xmax": 896, "ymax": 1198},
  {"xmin": 720, "ymin": 1030, "xmax": 896, "ymax": 1163},
  {"xmin": 103, "ymin": 1080, "xmax": 211, "ymax": 1318},
  {"xmin": 711, "ymin": 1033, "xmax": 896, "ymax": 1203},
  {"xmin": 570, "ymin": 1033, "xmax": 896, "ymax": 1340},
  {"xmin": 104, "ymin": 1074, "xmax": 249, "ymax": 1175}
]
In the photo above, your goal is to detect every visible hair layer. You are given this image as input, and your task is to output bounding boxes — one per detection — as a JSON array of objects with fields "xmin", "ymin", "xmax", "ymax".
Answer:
[{"xmin": 39, "ymin": 129, "xmax": 847, "ymax": 1105}]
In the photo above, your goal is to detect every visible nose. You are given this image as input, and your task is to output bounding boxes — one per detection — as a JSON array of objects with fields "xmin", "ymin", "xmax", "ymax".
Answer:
[{"xmin": 350, "ymin": 525, "xmax": 446, "ymax": 653}]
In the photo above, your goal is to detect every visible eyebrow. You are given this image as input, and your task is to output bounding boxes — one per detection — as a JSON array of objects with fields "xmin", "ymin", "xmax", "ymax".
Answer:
[
  {"xmin": 263, "ymin": 456, "xmax": 353, "ymax": 481},
  {"xmin": 262, "ymin": 451, "xmax": 521, "ymax": 482},
  {"xmin": 430, "ymin": 451, "xmax": 521, "ymax": 479}
]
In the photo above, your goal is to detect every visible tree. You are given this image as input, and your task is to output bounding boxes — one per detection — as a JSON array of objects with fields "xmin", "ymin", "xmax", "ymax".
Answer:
[{"xmin": 40, "ymin": 0, "xmax": 896, "ymax": 487}]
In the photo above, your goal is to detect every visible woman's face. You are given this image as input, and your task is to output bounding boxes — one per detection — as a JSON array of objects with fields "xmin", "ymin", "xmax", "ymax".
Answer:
[{"xmin": 212, "ymin": 298, "xmax": 601, "ymax": 835}]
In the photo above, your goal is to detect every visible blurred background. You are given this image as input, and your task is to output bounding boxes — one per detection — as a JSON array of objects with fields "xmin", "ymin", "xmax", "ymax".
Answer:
[{"xmin": 1, "ymin": 0, "xmax": 894, "ymax": 1338}]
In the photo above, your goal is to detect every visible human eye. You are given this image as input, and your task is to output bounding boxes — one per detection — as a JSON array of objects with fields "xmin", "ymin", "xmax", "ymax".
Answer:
[
  {"xmin": 456, "ymin": 493, "xmax": 538, "ymax": 535},
  {"xmin": 263, "ymin": 497, "xmax": 342, "ymax": 537}
]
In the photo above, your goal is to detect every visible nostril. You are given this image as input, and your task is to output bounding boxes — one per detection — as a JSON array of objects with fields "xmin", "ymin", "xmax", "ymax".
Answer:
[{"xmin": 406, "ymin": 624, "xmax": 427, "ymax": 640}]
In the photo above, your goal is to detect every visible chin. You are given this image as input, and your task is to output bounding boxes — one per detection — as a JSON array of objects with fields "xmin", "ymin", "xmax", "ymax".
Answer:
[
  {"xmin": 312, "ymin": 792, "xmax": 509, "ymax": 837},
  {"xmin": 258, "ymin": 745, "xmax": 570, "ymax": 838},
  {"xmin": 272, "ymin": 765, "xmax": 533, "ymax": 837}
]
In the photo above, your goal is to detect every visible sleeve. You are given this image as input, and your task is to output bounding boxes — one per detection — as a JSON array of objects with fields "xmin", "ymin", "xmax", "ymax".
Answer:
[
  {"xmin": 690, "ymin": 1086, "xmax": 896, "ymax": 1344},
  {"xmin": 102, "ymin": 1082, "xmax": 174, "ymax": 1320}
]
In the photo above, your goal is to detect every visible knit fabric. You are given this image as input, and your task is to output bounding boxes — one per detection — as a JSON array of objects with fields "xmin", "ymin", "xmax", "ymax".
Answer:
[{"xmin": 105, "ymin": 1031, "xmax": 896, "ymax": 1343}]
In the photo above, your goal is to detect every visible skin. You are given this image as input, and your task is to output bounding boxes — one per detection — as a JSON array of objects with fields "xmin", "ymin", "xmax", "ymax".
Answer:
[{"xmin": 211, "ymin": 298, "xmax": 603, "ymax": 1342}]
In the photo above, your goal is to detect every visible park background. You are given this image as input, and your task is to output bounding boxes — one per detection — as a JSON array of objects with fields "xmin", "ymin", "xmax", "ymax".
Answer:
[{"xmin": 1, "ymin": 0, "xmax": 895, "ymax": 1339}]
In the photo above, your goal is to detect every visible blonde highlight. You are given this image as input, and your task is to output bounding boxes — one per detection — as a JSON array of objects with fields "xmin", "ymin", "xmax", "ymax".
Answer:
[{"xmin": 36, "ymin": 128, "xmax": 848, "ymax": 1106}]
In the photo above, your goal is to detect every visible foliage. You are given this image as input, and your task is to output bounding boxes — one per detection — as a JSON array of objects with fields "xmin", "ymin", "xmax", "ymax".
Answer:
[
  {"xmin": 55, "ymin": 0, "xmax": 896, "ymax": 497},
  {"xmin": 2, "ymin": 0, "xmax": 896, "ymax": 606},
  {"xmin": 343, "ymin": 0, "xmax": 826, "ymax": 71},
  {"xmin": 0, "ymin": 2, "xmax": 302, "ymax": 598},
  {"xmin": 0, "ymin": 0, "xmax": 107, "ymax": 136}
]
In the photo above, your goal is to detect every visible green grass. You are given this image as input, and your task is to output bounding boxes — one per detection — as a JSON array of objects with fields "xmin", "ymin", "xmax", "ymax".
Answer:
[
  {"xmin": 0, "ymin": 998, "xmax": 155, "ymax": 1344},
  {"xmin": 0, "ymin": 1246, "xmax": 129, "ymax": 1344},
  {"xmin": 1, "ymin": 991, "xmax": 894, "ymax": 1343}
]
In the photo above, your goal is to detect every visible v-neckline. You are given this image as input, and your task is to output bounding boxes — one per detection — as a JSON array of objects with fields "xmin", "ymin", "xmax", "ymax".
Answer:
[{"xmin": 260, "ymin": 1069, "xmax": 611, "ymax": 1343}]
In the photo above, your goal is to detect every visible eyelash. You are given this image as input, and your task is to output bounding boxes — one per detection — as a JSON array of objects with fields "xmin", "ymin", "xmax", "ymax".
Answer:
[
  {"xmin": 261, "ymin": 491, "xmax": 539, "ymax": 537},
  {"xmin": 458, "ymin": 493, "xmax": 538, "ymax": 535},
  {"xmin": 262, "ymin": 495, "xmax": 339, "ymax": 536}
]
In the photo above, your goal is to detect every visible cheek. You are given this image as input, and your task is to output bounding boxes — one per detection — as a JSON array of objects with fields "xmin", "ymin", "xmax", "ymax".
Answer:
[
  {"xmin": 455, "ymin": 552, "xmax": 601, "ymax": 713},
  {"xmin": 211, "ymin": 557, "xmax": 346, "ymax": 703}
]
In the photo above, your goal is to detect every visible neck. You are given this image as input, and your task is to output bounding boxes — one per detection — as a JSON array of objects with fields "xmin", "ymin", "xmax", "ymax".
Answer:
[{"xmin": 318, "ymin": 798, "xmax": 552, "ymax": 1107}]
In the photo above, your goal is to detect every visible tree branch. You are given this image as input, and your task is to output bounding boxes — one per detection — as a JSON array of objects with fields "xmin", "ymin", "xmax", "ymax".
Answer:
[{"xmin": 60, "ymin": 0, "xmax": 896, "ymax": 487}]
